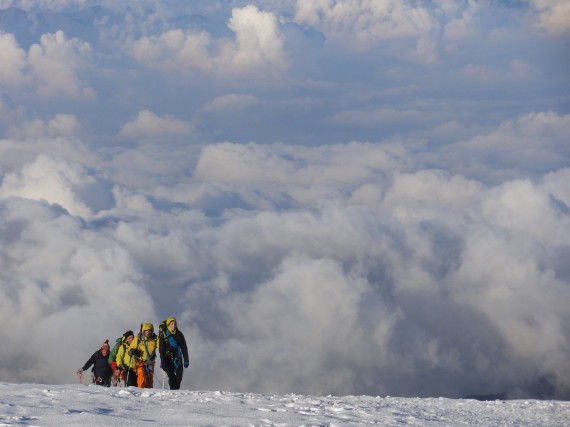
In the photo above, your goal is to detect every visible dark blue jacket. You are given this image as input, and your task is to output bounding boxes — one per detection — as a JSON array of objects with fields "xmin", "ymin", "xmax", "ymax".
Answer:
[{"xmin": 82, "ymin": 349, "xmax": 113, "ymax": 380}]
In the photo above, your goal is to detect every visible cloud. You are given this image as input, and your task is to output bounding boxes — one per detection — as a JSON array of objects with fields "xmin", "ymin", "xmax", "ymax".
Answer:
[
  {"xmin": 203, "ymin": 93, "xmax": 261, "ymax": 112},
  {"xmin": 0, "ymin": 2, "xmax": 568, "ymax": 400},
  {"xmin": 440, "ymin": 111, "xmax": 570, "ymax": 183},
  {"xmin": 0, "ymin": 0, "xmax": 89, "ymax": 11},
  {"xmin": 383, "ymin": 169, "xmax": 484, "ymax": 211},
  {"xmin": 225, "ymin": 5, "xmax": 287, "ymax": 72},
  {"xmin": 440, "ymin": 0, "xmax": 481, "ymax": 52},
  {"xmin": 0, "ymin": 30, "xmax": 94, "ymax": 99},
  {"xmin": 192, "ymin": 141, "xmax": 410, "ymax": 209},
  {"xmin": 0, "ymin": 134, "xmax": 102, "ymax": 179},
  {"xmin": 131, "ymin": 5, "xmax": 286, "ymax": 76},
  {"xmin": 542, "ymin": 167, "xmax": 570, "ymax": 207},
  {"xmin": 0, "ymin": 154, "xmax": 113, "ymax": 218},
  {"xmin": 28, "ymin": 31, "xmax": 95, "ymax": 98},
  {"xmin": 0, "ymin": 32, "xmax": 29, "ymax": 85},
  {"xmin": 0, "ymin": 196, "xmax": 154, "ymax": 383},
  {"xmin": 7, "ymin": 114, "xmax": 82, "ymax": 139},
  {"xmin": 118, "ymin": 110, "xmax": 193, "ymax": 140},
  {"xmin": 461, "ymin": 60, "xmax": 539, "ymax": 82},
  {"xmin": 461, "ymin": 64, "xmax": 503, "ymax": 81},
  {"xmin": 531, "ymin": 0, "xmax": 570, "ymax": 35},
  {"xmin": 330, "ymin": 107, "xmax": 427, "ymax": 127},
  {"xmin": 407, "ymin": 36, "xmax": 438, "ymax": 64},
  {"xmin": 0, "ymin": 136, "xmax": 569, "ymax": 398},
  {"xmin": 183, "ymin": 154, "xmax": 570, "ymax": 397},
  {"xmin": 132, "ymin": 29, "xmax": 214, "ymax": 73},
  {"xmin": 294, "ymin": 0, "xmax": 436, "ymax": 42}
]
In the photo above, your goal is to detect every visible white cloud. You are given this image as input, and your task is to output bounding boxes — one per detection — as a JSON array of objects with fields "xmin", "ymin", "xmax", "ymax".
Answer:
[
  {"xmin": 330, "ymin": 107, "xmax": 426, "ymax": 127},
  {"xmin": 461, "ymin": 61, "xmax": 539, "ymax": 81},
  {"xmin": 408, "ymin": 36, "xmax": 438, "ymax": 64},
  {"xmin": 0, "ymin": 154, "xmax": 112, "ymax": 218},
  {"xmin": 437, "ymin": 111, "xmax": 570, "ymax": 184},
  {"xmin": 131, "ymin": 5, "xmax": 286, "ymax": 76},
  {"xmin": 440, "ymin": 0, "xmax": 480, "ymax": 50},
  {"xmin": 294, "ymin": 0, "xmax": 436, "ymax": 45},
  {"xmin": 0, "ymin": 135, "xmax": 101, "ymax": 179},
  {"xmin": 0, "ymin": 135, "xmax": 569, "ymax": 398},
  {"xmin": 224, "ymin": 5, "xmax": 287, "ymax": 72},
  {"xmin": 193, "ymin": 141, "xmax": 408, "ymax": 190},
  {"xmin": 8, "ymin": 114, "xmax": 82, "ymax": 139},
  {"xmin": 531, "ymin": 0, "xmax": 570, "ymax": 35},
  {"xmin": 452, "ymin": 111, "xmax": 569, "ymax": 160},
  {"xmin": 0, "ymin": 32, "xmax": 29, "ymax": 85},
  {"xmin": 542, "ymin": 167, "xmax": 570, "ymax": 207},
  {"xmin": 461, "ymin": 63, "xmax": 502, "ymax": 81},
  {"xmin": 28, "ymin": 31, "xmax": 95, "ymax": 98},
  {"xmin": 216, "ymin": 254, "xmax": 373, "ymax": 393},
  {"xmin": 118, "ymin": 110, "xmax": 193, "ymax": 140},
  {"xmin": 0, "ymin": 1, "xmax": 568, "ymax": 400},
  {"xmin": 0, "ymin": 196, "xmax": 154, "ymax": 383},
  {"xmin": 203, "ymin": 93, "xmax": 261, "ymax": 112},
  {"xmin": 132, "ymin": 29, "xmax": 214, "ymax": 73},
  {"xmin": 111, "ymin": 186, "xmax": 153, "ymax": 212},
  {"xmin": 480, "ymin": 178, "xmax": 569, "ymax": 245},
  {"xmin": 508, "ymin": 59, "xmax": 538, "ymax": 79},
  {"xmin": 383, "ymin": 169, "xmax": 484, "ymax": 211},
  {"xmin": 0, "ymin": 0, "xmax": 89, "ymax": 11},
  {"xmin": 183, "ymin": 155, "xmax": 570, "ymax": 395},
  {"xmin": 0, "ymin": 30, "xmax": 94, "ymax": 99}
]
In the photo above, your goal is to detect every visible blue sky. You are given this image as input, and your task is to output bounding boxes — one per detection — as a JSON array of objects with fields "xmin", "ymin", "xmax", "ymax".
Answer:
[{"xmin": 0, "ymin": 0, "xmax": 569, "ymax": 399}]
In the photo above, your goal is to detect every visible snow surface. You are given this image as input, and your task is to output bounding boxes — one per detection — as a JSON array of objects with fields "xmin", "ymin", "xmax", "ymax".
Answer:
[{"xmin": 0, "ymin": 382, "xmax": 567, "ymax": 426}]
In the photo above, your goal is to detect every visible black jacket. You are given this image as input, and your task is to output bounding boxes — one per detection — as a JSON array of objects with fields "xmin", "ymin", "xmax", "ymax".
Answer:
[
  {"xmin": 82, "ymin": 349, "xmax": 113, "ymax": 379},
  {"xmin": 158, "ymin": 325, "xmax": 189, "ymax": 368}
]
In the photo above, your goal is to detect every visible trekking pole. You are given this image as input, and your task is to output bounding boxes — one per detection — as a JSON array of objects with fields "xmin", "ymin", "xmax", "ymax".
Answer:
[{"xmin": 162, "ymin": 369, "xmax": 165, "ymax": 390}]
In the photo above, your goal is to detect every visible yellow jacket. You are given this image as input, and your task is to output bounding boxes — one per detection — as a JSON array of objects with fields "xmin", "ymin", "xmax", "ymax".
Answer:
[
  {"xmin": 129, "ymin": 323, "xmax": 159, "ymax": 363},
  {"xmin": 116, "ymin": 343, "xmax": 136, "ymax": 370}
]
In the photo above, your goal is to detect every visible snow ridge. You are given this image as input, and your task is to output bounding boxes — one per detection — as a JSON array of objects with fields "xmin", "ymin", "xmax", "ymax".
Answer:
[{"xmin": 0, "ymin": 382, "xmax": 568, "ymax": 426}]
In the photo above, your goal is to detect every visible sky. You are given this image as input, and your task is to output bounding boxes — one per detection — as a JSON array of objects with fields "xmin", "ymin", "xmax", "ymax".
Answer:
[
  {"xmin": 0, "ymin": 0, "xmax": 569, "ymax": 400},
  {"xmin": 0, "ymin": 382, "xmax": 568, "ymax": 426}
]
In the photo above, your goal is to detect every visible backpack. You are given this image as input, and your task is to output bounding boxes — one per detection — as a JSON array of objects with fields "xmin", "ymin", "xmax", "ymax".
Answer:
[
  {"xmin": 159, "ymin": 320, "xmax": 183, "ymax": 368},
  {"xmin": 108, "ymin": 337, "xmax": 123, "ymax": 364}
]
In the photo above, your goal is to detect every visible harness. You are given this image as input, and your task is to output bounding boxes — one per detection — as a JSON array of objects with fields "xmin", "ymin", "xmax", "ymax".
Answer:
[
  {"xmin": 141, "ymin": 336, "xmax": 155, "ymax": 374},
  {"xmin": 90, "ymin": 351, "xmax": 112, "ymax": 386},
  {"xmin": 164, "ymin": 327, "xmax": 183, "ymax": 369}
]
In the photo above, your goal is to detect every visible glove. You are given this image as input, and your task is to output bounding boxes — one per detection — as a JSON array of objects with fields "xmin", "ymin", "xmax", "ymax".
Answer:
[
  {"xmin": 184, "ymin": 360, "xmax": 189, "ymax": 369},
  {"xmin": 128, "ymin": 348, "xmax": 140, "ymax": 357},
  {"xmin": 77, "ymin": 369, "xmax": 83, "ymax": 375}
]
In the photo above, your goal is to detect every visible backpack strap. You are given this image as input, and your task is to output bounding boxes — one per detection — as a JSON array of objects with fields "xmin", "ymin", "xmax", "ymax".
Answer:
[
  {"xmin": 141, "ymin": 336, "xmax": 157, "ymax": 373},
  {"xmin": 163, "ymin": 325, "xmax": 183, "ymax": 368}
]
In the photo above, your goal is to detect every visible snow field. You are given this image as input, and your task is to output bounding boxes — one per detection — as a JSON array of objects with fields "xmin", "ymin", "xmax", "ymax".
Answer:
[{"xmin": 0, "ymin": 383, "xmax": 568, "ymax": 426}]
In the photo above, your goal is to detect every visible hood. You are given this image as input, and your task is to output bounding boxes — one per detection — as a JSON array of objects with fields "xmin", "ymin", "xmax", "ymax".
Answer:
[{"xmin": 166, "ymin": 317, "xmax": 176, "ymax": 332}]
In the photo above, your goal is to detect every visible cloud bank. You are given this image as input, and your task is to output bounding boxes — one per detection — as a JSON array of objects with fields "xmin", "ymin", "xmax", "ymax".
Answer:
[{"xmin": 0, "ymin": 1, "xmax": 568, "ymax": 400}]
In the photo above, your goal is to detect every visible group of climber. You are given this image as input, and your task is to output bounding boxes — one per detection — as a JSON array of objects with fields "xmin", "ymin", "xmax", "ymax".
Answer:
[{"xmin": 77, "ymin": 317, "xmax": 189, "ymax": 390}]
